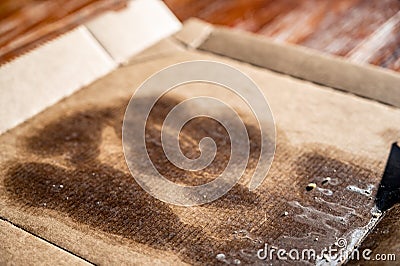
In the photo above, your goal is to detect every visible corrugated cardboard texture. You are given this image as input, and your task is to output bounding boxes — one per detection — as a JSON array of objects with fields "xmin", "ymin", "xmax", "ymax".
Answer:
[{"xmin": 1, "ymin": 22, "xmax": 400, "ymax": 265}]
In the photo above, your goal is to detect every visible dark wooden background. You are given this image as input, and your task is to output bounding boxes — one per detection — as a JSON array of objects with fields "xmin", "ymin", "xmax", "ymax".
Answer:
[
  {"xmin": 0, "ymin": 0, "xmax": 399, "ymax": 71},
  {"xmin": 164, "ymin": 0, "xmax": 400, "ymax": 72},
  {"xmin": 0, "ymin": 0, "xmax": 126, "ymax": 63}
]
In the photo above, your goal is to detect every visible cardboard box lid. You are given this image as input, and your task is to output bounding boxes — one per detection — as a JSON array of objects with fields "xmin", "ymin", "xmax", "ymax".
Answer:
[{"xmin": 1, "ymin": 18, "xmax": 400, "ymax": 265}]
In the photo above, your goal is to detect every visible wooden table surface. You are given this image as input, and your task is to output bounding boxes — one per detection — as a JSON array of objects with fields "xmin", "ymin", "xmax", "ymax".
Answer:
[
  {"xmin": 1, "ymin": 0, "xmax": 399, "ymax": 71},
  {"xmin": 164, "ymin": 0, "xmax": 400, "ymax": 72},
  {"xmin": 0, "ymin": 0, "xmax": 127, "ymax": 63}
]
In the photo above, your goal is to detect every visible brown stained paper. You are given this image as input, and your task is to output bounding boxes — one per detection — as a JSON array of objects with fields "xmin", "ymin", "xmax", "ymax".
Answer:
[{"xmin": 1, "ymin": 21, "xmax": 400, "ymax": 265}]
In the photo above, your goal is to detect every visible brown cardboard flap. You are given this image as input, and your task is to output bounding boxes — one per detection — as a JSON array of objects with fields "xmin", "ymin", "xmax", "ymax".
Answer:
[{"xmin": 176, "ymin": 19, "xmax": 400, "ymax": 108}]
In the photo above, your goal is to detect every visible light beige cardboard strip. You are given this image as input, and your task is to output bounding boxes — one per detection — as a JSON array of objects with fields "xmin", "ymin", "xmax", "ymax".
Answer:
[
  {"xmin": 0, "ymin": 219, "xmax": 91, "ymax": 265},
  {"xmin": 175, "ymin": 19, "xmax": 400, "ymax": 108}
]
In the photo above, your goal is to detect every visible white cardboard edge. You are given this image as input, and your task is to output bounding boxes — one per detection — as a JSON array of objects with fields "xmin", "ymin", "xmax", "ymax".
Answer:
[
  {"xmin": 0, "ymin": 26, "xmax": 117, "ymax": 134},
  {"xmin": 0, "ymin": 0, "xmax": 182, "ymax": 135},
  {"xmin": 85, "ymin": 0, "xmax": 182, "ymax": 64}
]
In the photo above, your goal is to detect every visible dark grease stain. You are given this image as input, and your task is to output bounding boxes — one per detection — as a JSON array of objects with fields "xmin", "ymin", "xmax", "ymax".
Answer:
[
  {"xmin": 5, "ymin": 96, "xmax": 264, "ymax": 265},
  {"xmin": 3, "ymin": 95, "xmax": 383, "ymax": 264},
  {"xmin": 291, "ymin": 150, "xmax": 381, "ymax": 224}
]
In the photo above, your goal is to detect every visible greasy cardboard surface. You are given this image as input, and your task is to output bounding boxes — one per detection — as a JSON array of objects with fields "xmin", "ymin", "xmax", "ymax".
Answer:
[
  {"xmin": 1, "ymin": 21, "xmax": 400, "ymax": 265},
  {"xmin": 348, "ymin": 204, "xmax": 400, "ymax": 265}
]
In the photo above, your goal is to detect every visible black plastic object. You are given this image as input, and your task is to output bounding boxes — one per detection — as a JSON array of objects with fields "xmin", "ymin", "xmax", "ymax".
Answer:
[{"xmin": 376, "ymin": 143, "xmax": 400, "ymax": 211}]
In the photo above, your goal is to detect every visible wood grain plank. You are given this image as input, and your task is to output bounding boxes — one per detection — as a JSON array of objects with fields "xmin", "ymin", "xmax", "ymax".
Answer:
[
  {"xmin": 164, "ymin": 0, "xmax": 400, "ymax": 72},
  {"xmin": 298, "ymin": 0, "xmax": 400, "ymax": 56},
  {"xmin": 163, "ymin": 0, "xmax": 215, "ymax": 21},
  {"xmin": 348, "ymin": 11, "xmax": 400, "ymax": 71},
  {"xmin": 0, "ymin": 0, "xmax": 127, "ymax": 63},
  {"xmin": 2, "ymin": 0, "xmax": 399, "ymax": 71}
]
